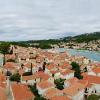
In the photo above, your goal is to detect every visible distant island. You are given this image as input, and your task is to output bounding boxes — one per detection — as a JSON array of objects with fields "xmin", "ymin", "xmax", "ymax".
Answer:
[{"xmin": 0, "ymin": 32, "xmax": 100, "ymax": 51}]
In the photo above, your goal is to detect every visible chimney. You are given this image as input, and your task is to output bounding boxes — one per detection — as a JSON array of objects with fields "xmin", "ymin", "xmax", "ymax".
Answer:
[
  {"xmin": 43, "ymin": 62, "xmax": 46, "ymax": 71},
  {"xmin": 31, "ymin": 63, "xmax": 33, "ymax": 74}
]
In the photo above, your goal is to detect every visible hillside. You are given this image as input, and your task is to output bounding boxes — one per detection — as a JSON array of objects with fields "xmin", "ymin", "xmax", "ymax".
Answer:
[
  {"xmin": 0, "ymin": 32, "xmax": 100, "ymax": 49},
  {"xmin": 71, "ymin": 32, "xmax": 100, "ymax": 43}
]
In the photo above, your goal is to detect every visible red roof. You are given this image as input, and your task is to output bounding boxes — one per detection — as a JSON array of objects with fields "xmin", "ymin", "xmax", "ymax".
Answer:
[
  {"xmin": 51, "ymin": 96, "xmax": 71, "ymax": 100},
  {"xmin": 37, "ymin": 80, "xmax": 54, "ymax": 89},
  {"xmin": 92, "ymin": 68, "xmax": 100, "ymax": 74},
  {"xmin": 65, "ymin": 77, "xmax": 79, "ymax": 85},
  {"xmin": 44, "ymin": 88, "xmax": 63, "ymax": 99},
  {"xmin": 78, "ymin": 79, "xmax": 88, "ymax": 88},
  {"xmin": 4, "ymin": 62, "xmax": 17, "ymax": 70},
  {"xmin": 60, "ymin": 62, "xmax": 71, "ymax": 69},
  {"xmin": 63, "ymin": 82, "xmax": 85, "ymax": 96},
  {"xmin": 0, "ymin": 74, "xmax": 6, "ymax": 82},
  {"xmin": 34, "ymin": 71, "xmax": 50, "ymax": 80},
  {"xmin": 83, "ymin": 75, "xmax": 100, "ymax": 84},
  {"xmin": 46, "ymin": 63, "xmax": 57, "ymax": 70},
  {"xmin": 0, "ymin": 87, "xmax": 7, "ymax": 100},
  {"xmin": 11, "ymin": 83, "xmax": 34, "ymax": 100},
  {"xmin": 5, "ymin": 54, "xmax": 15, "ymax": 60},
  {"xmin": 0, "ymin": 74, "xmax": 7, "ymax": 89},
  {"xmin": 61, "ymin": 69, "xmax": 74, "ymax": 75}
]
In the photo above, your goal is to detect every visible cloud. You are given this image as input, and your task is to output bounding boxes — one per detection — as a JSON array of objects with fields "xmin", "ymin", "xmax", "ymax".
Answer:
[{"xmin": 0, "ymin": 0, "xmax": 100, "ymax": 41}]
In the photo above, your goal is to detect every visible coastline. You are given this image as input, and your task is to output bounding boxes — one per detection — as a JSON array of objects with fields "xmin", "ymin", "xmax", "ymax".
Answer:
[{"xmin": 47, "ymin": 48, "xmax": 100, "ymax": 62}]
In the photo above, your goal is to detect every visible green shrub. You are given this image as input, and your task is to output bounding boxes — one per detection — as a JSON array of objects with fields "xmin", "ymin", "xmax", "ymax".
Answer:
[{"xmin": 10, "ymin": 73, "xmax": 21, "ymax": 82}]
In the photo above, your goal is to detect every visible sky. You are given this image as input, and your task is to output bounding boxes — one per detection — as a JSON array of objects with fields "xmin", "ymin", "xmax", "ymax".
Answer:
[{"xmin": 0, "ymin": 0, "xmax": 100, "ymax": 41}]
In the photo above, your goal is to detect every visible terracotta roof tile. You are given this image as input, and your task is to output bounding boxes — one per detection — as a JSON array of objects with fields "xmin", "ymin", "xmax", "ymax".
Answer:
[
  {"xmin": 83, "ymin": 75, "xmax": 100, "ymax": 84},
  {"xmin": 44, "ymin": 88, "xmax": 63, "ymax": 99},
  {"xmin": 34, "ymin": 72, "xmax": 50, "ymax": 80},
  {"xmin": 11, "ymin": 83, "xmax": 34, "ymax": 100},
  {"xmin": 64, "ymin": 77, "xmax": 79, "ymax": 85},
  {"xmin": 37, "ymin": 80, "xmax": 54, "ymax": 89},
  {"xmin": 51, "ymin": 96, "xmax": 71, "ymax": 100},
  {"xmin": 4, "ymin": 62, "xmax": 17, "ymax": 70},
  {"xmin": 61, "ymin": 69, "xmax": 74, "ymax": 76},
  {"xmin": 0, "ymin": 87, "xmax": 7, "ymax": 100},
  {"xmin": 60, "ymin": 62, "xmax": 71, "ymax": 69},
  {"xmin": 92, "ymin": 68, "xmax": 100, "ymax": 74},
  {"xmin": 63, "ymin": 82, "xmax": 85, "ymax": 97}
]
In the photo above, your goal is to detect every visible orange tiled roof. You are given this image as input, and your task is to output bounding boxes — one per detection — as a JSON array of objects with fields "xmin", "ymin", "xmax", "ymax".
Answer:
[
  {"xmin": 60, "ymin": 62, "xmax": 71, "ymax": 69},
  {"xmin": 18, "ymin": 68, "xmax": 24, "ymax": 75},
  {"xmin": 51, "ymin": 96, "xmax": 71, "ymax": 100},
  {"xmin": 37, "ymin": 80, "xmax": 54, "ymax": 89},
  {"xmin": 78, "ymin": 79, "xmax": 88, "ymax": 88},
  {"xmin": 0, "ymin": 74, "xmax": 7, "ymax": 89},
  {"xmin": 64, "ymin": 77, "xmax": 79, "ymax": 85},
  {"xmin": 11, "ymin": 83, "xmax": 34, "ymax": 100},
  {"xmin": 83, "ymin": 75, "xmax": 100, "ymax": 84},
  {"xmin": 46, "ymin": 63, "xmax": 57, "ymax": 70},
  {"xmin": 50, "ymin": 70, "xmax": 59, "ymax": 74},
  {"xmin": 0, "ymin": 82, "xmax": 7, "ymax": 89},
  {"xmin": 92, "ymin": 68, "xmax": 100, "ymax": 74},
  {"xmin": 34, "ymin": 71, "xmax": 50, "ymax": 80},
  {"xmin": 5, "ymin": 54, "xmax": 15, "ymax": 60},
  {"xmin": 0, "ymin": 74, "xmax": 6, "ymax": 82},
  {"xmin": 44, "ymin": 88, "xmax": 63, "ymax": 99},
  {"xmin": 4, "ymin": 62, "xmax": 17, "ymax": 70},
  {"xmin": 60, "ymin": 69, "xmax": 74, "ymax": 76},
  {"xmin": 0, "ymin": 87, "xmax": 7, "ymax": 100},
  {"xmin": 63, "ymin": 82, "xmax": 85, "ymax": 97}
]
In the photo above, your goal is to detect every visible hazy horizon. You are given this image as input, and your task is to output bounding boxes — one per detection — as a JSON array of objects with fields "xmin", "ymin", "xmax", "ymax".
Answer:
[{"xmin": 0, "ymin": 0, "xmax": 100, "ymax": 41}]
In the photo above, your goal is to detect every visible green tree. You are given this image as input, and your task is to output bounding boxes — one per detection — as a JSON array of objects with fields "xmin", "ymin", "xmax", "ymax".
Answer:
[
  {"xmin": 87, "ymin": 94, "xmax": 100, "ymax": 100},
  {"xmin": 84, "ymin": 67, "xmax": 88, "ymax": 72},
  {"xmin": 34, "ymin": 96, "xmax": 47, "ymax": 100},
  {"xmin": 71, "ymin": 62, "xmax": 80, "ymax": 71},
  {"xmin": 28, "ymin": 84, "xmax": 39, "ymax": 96},
  {"xmin": 9, "ymin": 73, "xmax": 21, "ymax": 82},
  {"xmin": 74, "ymin": 71, "xmax": 83, "ymax": 79},
  {"xmin": 0, "ymin": 42, "xmax": 10, "ymax": 65},
  {"xmin": 54, "ymin": 78, "xmax": 65, "ymax": 90},
  {"xmin": 29, "ymin": 84, "xmax": 47, "ymax": 100},
  {"xmin": 71, "ymin": 62, "xmax": 83, "ymax": 79}
]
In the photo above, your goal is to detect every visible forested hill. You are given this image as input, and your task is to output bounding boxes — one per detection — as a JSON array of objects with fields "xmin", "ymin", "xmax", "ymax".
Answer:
[
  {"xmin": 0, "ymin": 32, "xmax": 100, "ymax": 49},
  {"xmin": 71, "ymin": 32, "xmax": 100, "ymax": 43}
]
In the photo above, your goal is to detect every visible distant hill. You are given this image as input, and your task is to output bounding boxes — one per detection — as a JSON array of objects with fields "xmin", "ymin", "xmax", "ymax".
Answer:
[
  {"xmin": 17, "ymin": 32, "xmax": 100, "ymax": 48},
  {"xmin": 0, "ymin": 32, "xmax": 100, "ymax": 49},
  {"xmin": 71, "ymin": 32, "xmax": 100, "ymax": 43}
]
